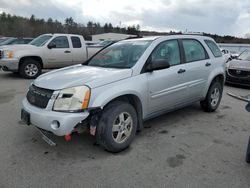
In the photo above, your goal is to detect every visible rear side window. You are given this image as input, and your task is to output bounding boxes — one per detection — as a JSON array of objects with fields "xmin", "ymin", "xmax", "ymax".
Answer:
[
  {"xmin": 205, "ymin": 40, "xmax": 222, "ymax": 57},
  {"xmin": 151, "ymin": 40, "xmax": 181, "ymax": 66},
  {"xmin": 182, "ymin": 39, "xmax": 207, "ymax": 62},
  {"xmin": 71, "ymin": 37, "xmax": 81, "ymax": 48}
]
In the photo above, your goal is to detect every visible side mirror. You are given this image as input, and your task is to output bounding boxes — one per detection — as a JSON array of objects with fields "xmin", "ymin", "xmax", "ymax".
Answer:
[
  {"xmin": 146, "ymin": 59, "xmax": 170, "ymax": 72},
  {"xmin": 47, "ymin": 42, "xmax": 56, "ymax": 49}
]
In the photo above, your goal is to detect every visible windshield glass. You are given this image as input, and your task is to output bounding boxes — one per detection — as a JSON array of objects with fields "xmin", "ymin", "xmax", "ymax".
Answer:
[
  {"xmin": 99, "ymin": 40, "xmax": 115, "ymax": 46},
  {"xmin": 238, "ymin": 50, "xmax": 250, "ymax": 61},
  {"xmin": 87, "ymin": 40, "xmax": 152, "ymax": 69},
  {"xmin": 30, "ymin": 35, "xmax": 52, "ymax": 47}
]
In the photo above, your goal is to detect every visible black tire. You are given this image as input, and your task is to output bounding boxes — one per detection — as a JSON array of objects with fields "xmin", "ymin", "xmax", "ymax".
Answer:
[
  {"xmin": 96, "ymin": 101, "xmax": 137, "ymax": 153},
  {"xmin": 19, "ymin": 59, "xmax": 42, "ymax": 79},
  {"xmin": 246, "ymin": 136, "xmax": 250, "ymax": 163},
  {"xmin": 200, "ymin": 81, "xmax": 223, "ymax": 112}
]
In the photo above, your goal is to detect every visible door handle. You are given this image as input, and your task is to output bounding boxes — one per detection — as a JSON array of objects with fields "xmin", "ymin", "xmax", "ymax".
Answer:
[
  {"xmin": 64, "ymin": 50, "xmax": 71, "ymax": 53},
  {"xmin": 205, "ymin": 62, "xmax": 211, "ymax": 67},
  {"xmin": 177, "ymin": 69, "xmax": 186, "ymax": 74}
]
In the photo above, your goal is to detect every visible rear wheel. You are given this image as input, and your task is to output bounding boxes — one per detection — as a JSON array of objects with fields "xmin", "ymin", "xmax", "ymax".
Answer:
[
  {"xmin": 200, "ymin": 81, "xmax": 223, "ymax": 112},
  {"xmin": 96, "ymin": 101, "xmax": 137, "ymax": 153},
  {"xmin": 20, "ymin": 59, "xmax": 42, "ymax": 79}
]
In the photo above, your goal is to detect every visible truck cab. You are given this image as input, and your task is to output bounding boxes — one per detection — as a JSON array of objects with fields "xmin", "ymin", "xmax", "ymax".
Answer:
[{"xmin": 0, "ymin": 33, "xmax": 101, "ymax": 78}]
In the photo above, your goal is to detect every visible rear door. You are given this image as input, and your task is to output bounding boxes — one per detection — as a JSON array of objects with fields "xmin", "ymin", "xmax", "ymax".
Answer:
[
  {"xmin": 179, "ymin": 39, "xmax": 211, "ymax": 100},
  {"xmin": 70, "ymin": 36, "xmax": 87, "ymax": 64},
  {"xmin": 44, "ymin": 36, "xmax": 72, "ymax": 68}
]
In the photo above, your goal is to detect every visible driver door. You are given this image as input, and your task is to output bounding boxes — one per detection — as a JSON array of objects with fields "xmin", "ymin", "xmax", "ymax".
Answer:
[
  {"xmin": 44, "ymin": 36, "xmax": 73, "ymax": 68},
  {"xmin": 147, "ymin": 40, "xmax": 190, "ymax": 115}
]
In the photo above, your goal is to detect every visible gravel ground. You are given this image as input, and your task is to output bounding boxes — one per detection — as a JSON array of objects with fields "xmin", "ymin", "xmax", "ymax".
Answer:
[{"xmin": 0, "ymin": 71, "xmax": 250, "ymax": 188}]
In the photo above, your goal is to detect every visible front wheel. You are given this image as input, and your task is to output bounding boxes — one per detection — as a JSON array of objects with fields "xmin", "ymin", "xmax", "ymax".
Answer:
[
  {"xmin": 96, "ymin": 101, "xmax": 137, "ymax": 153},
  {"xmin": 200, "ymin": 81, "xmax": 223, "ymax": 112},
  {"xmin": 19, "ymin": 59, "xmax": 42, "ymax": 79}
]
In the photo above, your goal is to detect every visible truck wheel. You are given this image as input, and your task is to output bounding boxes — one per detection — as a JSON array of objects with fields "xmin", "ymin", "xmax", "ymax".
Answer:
[
  {"xmin": 246, "ymin": 136, "xmax": 250, "ymax": 163},
  {"xmin": 200, "ymin": 81, "xmax": 222, "ymax": 112},
  {"xmin": 20, "ymin": 59, "xmax": 41, "ymax": 79},
  {"xmin": 96, "ymin": 101, "xmax": 137, "ymax": 153}
]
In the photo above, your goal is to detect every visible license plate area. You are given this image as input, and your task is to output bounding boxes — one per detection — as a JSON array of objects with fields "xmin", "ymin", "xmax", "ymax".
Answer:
[{"xmin": 21, "ymin": 109, "xmax": 30, "ymax": 125}]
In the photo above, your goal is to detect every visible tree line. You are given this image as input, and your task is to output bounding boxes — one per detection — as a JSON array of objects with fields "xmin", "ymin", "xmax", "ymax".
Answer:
[
  {"xmin": 0, "ymin": 12, "xmax": 250, "ymax": 44},
  {"xmin": 0, "ymin": 12, "xmax": 140, "ymax": 40}
]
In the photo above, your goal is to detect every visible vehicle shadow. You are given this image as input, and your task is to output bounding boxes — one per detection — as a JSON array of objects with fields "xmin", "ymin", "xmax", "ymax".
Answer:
[
  {"xmin": 26, "ymin": 103, "xmax": 206, "ymax": 160},
  {"xmin": 0, "ymin": 71, "xmax": 21, "ymax": 80},
  {"xmin": 225, "ymin": 82, "xmax": 250, "ymax": 90}
]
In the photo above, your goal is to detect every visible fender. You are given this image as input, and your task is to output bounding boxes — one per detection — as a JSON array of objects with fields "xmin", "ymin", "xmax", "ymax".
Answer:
[{"xmin": 202, "ymin": 65, "xmax": 225, "ymax": 98}]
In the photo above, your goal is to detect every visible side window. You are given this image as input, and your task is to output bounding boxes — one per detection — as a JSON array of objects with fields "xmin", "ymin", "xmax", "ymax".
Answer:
[
  {"xmin": 71, "ymin": 37, "xmax": 82, "ymax": 48},
  {"xmin": 205, "ymin": 40, "xmax": 222, "ymax": 57},
  {"xmin": 182, "ymin": 39, "xmax": 207, "ymax": 62},
  {"xmin": 50, "ymin": 36, "xmax": 69, "ymax": 48},
  {"xmin": 151, "ymin": 40, "xmax": 181, "ymax": 66}
]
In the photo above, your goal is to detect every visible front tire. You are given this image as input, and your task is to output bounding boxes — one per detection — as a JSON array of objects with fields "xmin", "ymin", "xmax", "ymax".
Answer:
[
  {"xmin": 19, "ymin": 59, "xmax": 42, "ymax": 79},
  {"xmin": 200, "ymin": 81, "xmax": 223, "ymax": 112},
  {"xmin": 96, "ymin": 101, "xmax": 137, "ymax": 153}
]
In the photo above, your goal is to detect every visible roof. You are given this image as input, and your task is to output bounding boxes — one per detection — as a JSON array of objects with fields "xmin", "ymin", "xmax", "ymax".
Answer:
[
  {"xmin": 124, "ymin": 35, "xmax": 213, "ymax": 42},
  {"xmin": 42, "ymin": 33, "xmax": 83, "ymax": 37},
  {"xmin": 91, "ymin": 32, "xmax": 137, "ymax": 37},
  {"xmin": 218, "ymin": 43, "xmax": 250, "ymax": 47}
]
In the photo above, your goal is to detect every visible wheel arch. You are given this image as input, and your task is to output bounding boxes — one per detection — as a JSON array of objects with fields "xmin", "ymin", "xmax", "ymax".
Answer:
[
  {"xmin": 203, "ymin": 70, "xmax": 225, "ymax": 99},
  {"xmin": 97, "ymin": 94, "xmax": 144, "ymax": 131},
  {"xmin": 19, "ymin": 56, "xmax": 43, "ymax": 71}
]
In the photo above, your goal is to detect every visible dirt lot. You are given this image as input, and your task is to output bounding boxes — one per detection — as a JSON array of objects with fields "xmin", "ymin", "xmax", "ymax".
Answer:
[{"xmin": 0, "ymin": 71, "xmax": 250, "ymax": 188}]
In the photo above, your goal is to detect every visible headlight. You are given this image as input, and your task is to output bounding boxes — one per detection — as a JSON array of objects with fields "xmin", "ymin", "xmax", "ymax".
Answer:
[
  {"xmin": 3, "ymin": 50, "xmax": 14, "ymax": 59},
  {"xmin": 53, "ymin": 86, "xmax": 90, "ymax": 112}
]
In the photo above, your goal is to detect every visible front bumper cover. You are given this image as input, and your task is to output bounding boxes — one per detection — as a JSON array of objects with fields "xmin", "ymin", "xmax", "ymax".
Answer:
[
  {"xmin": 0, "ymin": 59, "xmax": 19, "ymax": 71},
  {"xmin": 22, "ymin": 98, "xmax": 90, "ymax": 136}
]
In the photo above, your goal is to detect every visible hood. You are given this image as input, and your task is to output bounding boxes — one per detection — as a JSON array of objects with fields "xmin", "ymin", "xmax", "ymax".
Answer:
[
  {"xmin": 228, "ymin": 60, "xmax": 250, "ymax": 71},
  {"xmin": 33, "ymin": 65, "xmax": 133, "ymax": 90},
  {"xmin": 0, "ymin": 44, "xmax": 37, "ymax": 51}
]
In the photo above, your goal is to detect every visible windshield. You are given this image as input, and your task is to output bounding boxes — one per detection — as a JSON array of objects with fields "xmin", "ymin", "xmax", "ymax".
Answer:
[
  {"xmin": 0, "ymin": 38, "xmax": 16, "ymax": 45},
  {"xmin": 99, "ymin": 40, "xmax": 115, "ymax": 46},
  {"xmin": 87, "ymin": 40, "xmax": 152, "ymax": 69},
  {"xmin": 30, "ymin": 35, "xmax": 52, "ymax": 47},
  {"xmin": 238, "ymin": 50, "xmax": 250, "ymax": 61}
]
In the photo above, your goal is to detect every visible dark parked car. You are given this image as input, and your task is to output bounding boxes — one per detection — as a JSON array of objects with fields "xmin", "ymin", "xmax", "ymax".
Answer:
[
  {"xmin": 0, "ymin": 37, "xmax": 13, "ymax": 44},
  {"xmin": 226, "ymin": 50, "xmax": 250, "ymax": 86},
  {"xmin": 0, "ymin": 38, "xmax": 33, "ymax": 46}
]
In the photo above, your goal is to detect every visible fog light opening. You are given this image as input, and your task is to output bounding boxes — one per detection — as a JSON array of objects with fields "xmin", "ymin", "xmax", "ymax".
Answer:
[{"xmin": 51, "ymin": 120, "xmax": 60, "ymax": 130}]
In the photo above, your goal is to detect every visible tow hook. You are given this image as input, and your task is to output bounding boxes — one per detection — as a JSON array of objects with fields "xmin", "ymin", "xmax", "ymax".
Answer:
[
  {"xmin": 64, "ymin": 134, "xmax": 71, "ymax": 141},
  {"xmin": 90, "ymin": 125, "xmax": 96, "ymax": 136},
  {"xmin": 89, "ymin": 114, "xmax": 99, "ymax": 136}
]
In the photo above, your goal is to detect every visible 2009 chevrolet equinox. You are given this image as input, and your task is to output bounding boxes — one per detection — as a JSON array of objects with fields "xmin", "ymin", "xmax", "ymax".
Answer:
[{"xmin": 21, "ymin": 35, "xmax": 225, "ymax": 152}]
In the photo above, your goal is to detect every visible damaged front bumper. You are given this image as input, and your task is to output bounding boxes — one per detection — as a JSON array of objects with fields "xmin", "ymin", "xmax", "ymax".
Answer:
[{"xmin": 21, "ymin": 98, "xmax": 90, "ymax": 136}]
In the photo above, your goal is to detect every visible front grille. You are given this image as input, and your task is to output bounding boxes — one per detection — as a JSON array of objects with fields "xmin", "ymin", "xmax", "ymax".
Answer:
[
  {"xmin": 27, "ymin": 85, "xmax": 54, "ymax": 109},
  {"xmin": 228, "ymin": 69, "xmax": 250, "ymax": 78},
  {"xmin": 226, "ymin": 74, "xmax": 250, "ymax": 85}
]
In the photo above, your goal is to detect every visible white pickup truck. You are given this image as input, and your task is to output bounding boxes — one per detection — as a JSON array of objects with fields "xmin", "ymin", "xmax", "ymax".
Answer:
[{"xmin": 0, "ymin": 33, "xmax": 101, "ymax": 78}]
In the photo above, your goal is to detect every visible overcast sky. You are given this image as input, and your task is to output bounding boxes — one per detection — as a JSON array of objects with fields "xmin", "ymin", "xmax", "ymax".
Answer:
[{"xmin": 1, "ymin": 0, "xmax": 250, "ymax": 37}]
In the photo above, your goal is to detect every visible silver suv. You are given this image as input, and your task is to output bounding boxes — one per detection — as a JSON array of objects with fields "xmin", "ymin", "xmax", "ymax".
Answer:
[{"xmin": 21, "ymin": 35, "xmax": 225, "ymax": 152}]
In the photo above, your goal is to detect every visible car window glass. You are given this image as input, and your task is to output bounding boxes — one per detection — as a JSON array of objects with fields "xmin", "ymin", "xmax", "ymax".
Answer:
[
  {"xmin": 87, "ymin": 41, "xmax": 151, "ymax": 69},
  {"xmin": 71, "ymin": 37, "xmax": 81, "ymax": 48},
  {"xmin": 151, "ymin": 40, "xmax": 181, "ymax": 66},
  {"xmin": 183, "ymin": 39, "xmax": 207, "ymax": 62},
  {"xmin": 205, "ymin": 40, "xmax": 222, "ymax": 57},
  {"xmin": 238, "ymin": 51, "xmax": 250, "ymax": 61},
  {"xmin": 50, "ymin": 36, "xmax": 69, "ymax": 48}
]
